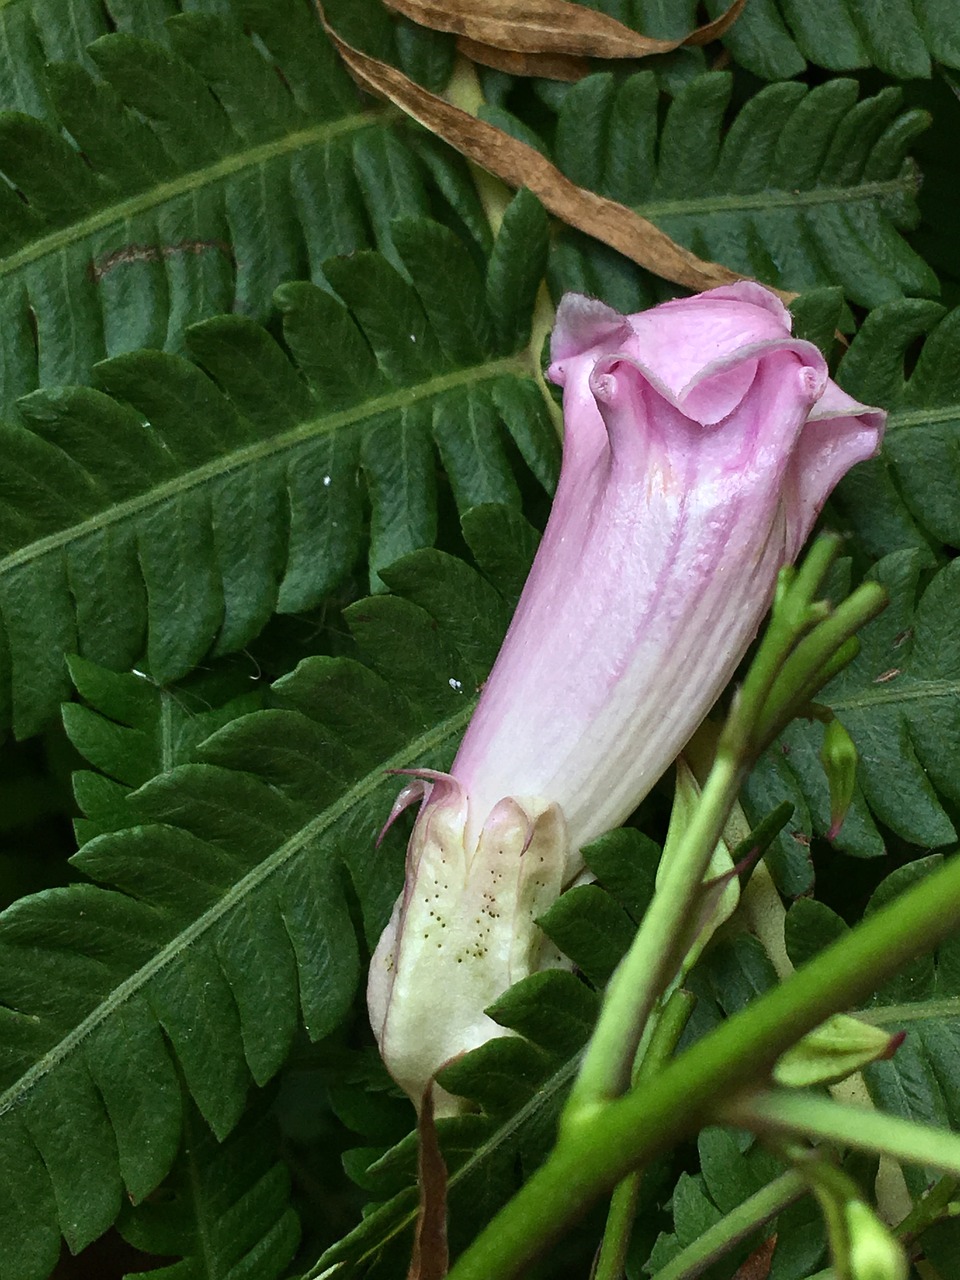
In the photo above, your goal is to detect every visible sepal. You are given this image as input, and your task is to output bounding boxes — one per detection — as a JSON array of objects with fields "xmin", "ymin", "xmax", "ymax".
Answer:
[{"xmin": 368, "ymin": 777, "xmax": 568, "ymax": 1114}]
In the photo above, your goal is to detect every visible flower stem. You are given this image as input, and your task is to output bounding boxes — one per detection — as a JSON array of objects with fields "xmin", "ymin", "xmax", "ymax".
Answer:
[
  {"xmin": 445, "ymin": 850, "xmax": 960, "ymax": 1280},
  {"xmin": 803, "ymin": 1176, "xmax": 960, "ymax": 1280},
  {"xmin": 593, "ymin": 991, "xmax": 696, "ymax": 1280},
  {"xmin": 724, "ymin": 1090, "xmax": 960, "ymax": 1178},
  {"xmin": 897, "ymin": 1175, "xmax": 960, "ymax": 1244},
  {"xmin": 753, "ymin": 584, "xmax": 887, "ymax": 749},
  {"xmin": 646, "ymin": 1170, "xmax": 807, "ymax": 1280},
  {"xmin": 566, "ymin": 751, "xmax": 745, "ymax": 1119}
]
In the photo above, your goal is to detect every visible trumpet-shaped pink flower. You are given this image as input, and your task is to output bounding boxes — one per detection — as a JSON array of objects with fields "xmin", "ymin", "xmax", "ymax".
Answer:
[{"xmin": 369, "ymin": 282, "xmax": 885, "ymax": 1112}]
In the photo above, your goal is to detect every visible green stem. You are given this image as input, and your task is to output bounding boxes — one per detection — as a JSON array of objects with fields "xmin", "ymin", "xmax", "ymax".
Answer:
[
  {"xmin": 755, "ymin": 585, "xmax": 886, "ymax": 748},
  {"xmin": 647, "ymin": 1171, "xmax": 807, "ymax": 1280},
  {"xmin": 566, "ymin": 752, "xmax": 745, "ymax": 1118},
  {"xmin": 527, "ymin": 281, "xmax": 562, "ymax": 434},
  {"xmin": 594, "ymin": 992, "xmax": 696, "ymax": 1280},
  {"xmin": 446, "ymin": 850, "xmax": 960, "ymax": 1280},
  {"xmin": 594, "ymin": 1174, "xmax": 643, "ymax": 1280},
  {"xmin": 804, "ymin": 1176, "xmax": 960, "ymax": 1280},
  {"xmin": 444, "ymin": 57, "xmax": 560, "ymax": 431},
  {"xmin": 897, "ymin": 1175, "xmax": 960, "ymax": 1244},
  {"xmin": 444, "ymin": 56, "xmax": 513, "ymax": 238},
  {"xmin": 720, "ymin": 536, "xmax": 839, "ymax": 754},
  {"xmin": 725, "ymin": 1090, "xmax": 960, "ymax": 1178}
]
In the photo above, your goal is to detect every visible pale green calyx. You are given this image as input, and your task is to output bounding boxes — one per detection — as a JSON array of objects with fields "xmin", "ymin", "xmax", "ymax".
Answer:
[{"xmin": 367, "ymin": 771, "xmax": 568, "ymax": 1114}]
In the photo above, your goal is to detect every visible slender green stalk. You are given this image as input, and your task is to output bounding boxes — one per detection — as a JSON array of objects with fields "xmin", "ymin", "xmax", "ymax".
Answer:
[
  {"xmin": 804, "ymin": 1177, "xmax": 960, "ymax": 1280},
  {"xmin": 726, "ymin": 1090, "xmax": 960, "ymax": 1178},
  {"xmin": 444, "ymin": 56, "xmax": 512, "ymax": 238},
  {"xmin": 861, "ymin": 997, "xmax": 960, "ymax": 1025},
  {"xmin": 594, "ymin": 1173, "xmax": 643, "ymax": 1280},
  {"xmin": 647, "ymin": 1171, "xmax": 807, "ymax": 1280},
  {"xmin": 566, "ymin": 752, "xmax": 744, "ymax": 1118},
  {"xmin": 723, "ymin": 537, "xmax": 836, "ymax": 745},
  {"xmin": 896, "ymin": 1175, "xmax": 960, "ymax": 1243},
  {"xmin": 443, "ymin": 57, "xmax": 561, "ymax": 431},
  {"xmin": 446, "ymin": 850, "xmax": 960, "ymax": 1280},
  {"xmin": 754, "ymin": 587, "xmax": 886, "ymax": 747},
  {"xmin": 594, "ymin": 992, "xmax": 696, "ymax": 1280},
  {"xmin": 567, "ymin": 541, "xmax": 887, "ymax": 1125}
]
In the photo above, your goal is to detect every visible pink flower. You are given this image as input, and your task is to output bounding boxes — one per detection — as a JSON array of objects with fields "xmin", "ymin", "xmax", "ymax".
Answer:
[{"xmin": 369, "ymin": 282, "xmax": 884, "ymax": 1112}]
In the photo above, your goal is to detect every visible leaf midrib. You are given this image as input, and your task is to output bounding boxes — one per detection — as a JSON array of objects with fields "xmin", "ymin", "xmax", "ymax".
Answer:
[
  {"xmin": 829, "ymin": 676, "xmax": 960, "ymax": 712},
  {"xmin": 886, "ymin": 406, "xmax": 959, "ymax": 432},
  {"xmin": 0, "ymin": 112, "xmax": 377, "ymax": 281},
  {"xmin": 0, "ymin": 698, "xmax": 476, "ymax": 1116},
  {"xmin": 0, "ymin": 356, "xmax": 522, "ymax": 576},
  {"xmin": 864, "ymin": 996, "xmax": 960, "ymax": 1025},
  {"xmin": 635, "ymin": 175, "xmax": 911, "ymax": 220}
]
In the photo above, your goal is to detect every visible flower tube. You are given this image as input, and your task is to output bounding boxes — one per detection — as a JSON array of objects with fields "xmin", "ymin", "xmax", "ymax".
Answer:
[{"xmin": 369, "ymin": 282, "xmax": 885, "ymax": 1113}]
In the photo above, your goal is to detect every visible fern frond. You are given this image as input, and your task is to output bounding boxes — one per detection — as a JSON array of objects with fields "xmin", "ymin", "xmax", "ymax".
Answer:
[
  {"xmin": 542, "ymin": 72, "xmax": 934, "ymax": 311},
  {"xmin": 832, "ymin": 300, "xmax": 960, "ymax": 554},
  {"xmin": 583, "ymin": 0, "xmax": 960, "ymax": 81},
  {"xmin": 646, "ymin": 1123, "xmax": 790, "ymax": 1276},
  {"xmin": 118, "ymin": 1097, "xmax": 300, "ymax": 1280},
  {"xmin": 0, "ymin": 518, "xmax": 537, "ymax": 1277},
  {"xmin": 64, "ymin": 655, "xmax": 266, "ymax": 846},
  {"xmin": 0, "ymin": 0, "xmax": 483, "ymax": 418},
  {"xmin": 0, "ymin": 213, "xmax": 557, "ymax": 738},
  {"xmin": 708, "ymin": 0, "xmax": 960, "ymax": 82}
]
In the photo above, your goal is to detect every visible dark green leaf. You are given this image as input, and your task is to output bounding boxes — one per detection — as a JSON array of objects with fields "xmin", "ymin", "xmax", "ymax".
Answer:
[
  {"xmin": 538, "ymin": 885, "xmax": 636, "ymax": 987},
  {"xmin": 118, "ymin": 1099, "xmax": 300, "ymax": 1280},
  {"xmin": 0, "ymin": 227, "xmax": 551, "ymax": 737},
  {"xmin": 548, "ymin": 73, "xmax": 933, "ymax": 309}
]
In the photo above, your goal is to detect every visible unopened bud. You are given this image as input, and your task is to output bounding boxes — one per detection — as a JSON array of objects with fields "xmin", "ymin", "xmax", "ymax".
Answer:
[
  {"xmin": 774, "ymin": 1014, "xmax": 903, "ymax": 1088},
  {"xmin": 844, "ymin": 1200, "xmax": 908, "ymax": 1280},
  {"xmin": 820, "ymin": 716, "xmax": 858, "ymax": 840}
]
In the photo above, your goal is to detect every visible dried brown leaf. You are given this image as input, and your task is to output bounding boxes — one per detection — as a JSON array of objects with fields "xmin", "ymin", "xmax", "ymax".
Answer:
[
  {"xmin": 731, "ymin": 1233, "xmax": 777, "ymax": 1280},
  {"xmin": 407, "ymin": 1085, "xmax": 449, "ymax": 1280},
  {"xmin": 382, "ymin": 0, "xmax": 745, "ymax": 59},
  {"xmin": 318, "ymin": 8, "xmax": 783, "ymax": 297},
  {"xmin": 683, "ymin": 0, "xmax": 749, "ymax": 47},
  {"xmin": 455, "ymin": 34, "xmax": 589, "ymax": 81}
]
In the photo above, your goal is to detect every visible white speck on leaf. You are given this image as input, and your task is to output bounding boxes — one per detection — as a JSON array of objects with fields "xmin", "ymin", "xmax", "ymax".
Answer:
[{"xmin": 448, "ymin": 678, "xmax": 463, "ymax": 692}]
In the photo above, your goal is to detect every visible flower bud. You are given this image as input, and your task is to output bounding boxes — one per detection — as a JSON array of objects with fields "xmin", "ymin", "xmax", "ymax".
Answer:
[
  {"xmin": 774, "ymin": 1014, "xmax": 904, "ymax": 1088},
  {"xmin": 820, "ymin": 716, "xmax": 859, "ymax": 840},
  {"xmin": 844, "ymin": 1200, "xmax": 908, "ymax": 1280},
  {"xmin": 369, "ymin": 283, "xmax": 885, "ymax": 1110}
]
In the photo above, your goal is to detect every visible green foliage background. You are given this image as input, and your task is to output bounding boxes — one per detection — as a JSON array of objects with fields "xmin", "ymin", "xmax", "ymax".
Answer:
[{"xmin": 0, "ymin": 1, "xmax": 959, "ymax": 1277}]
